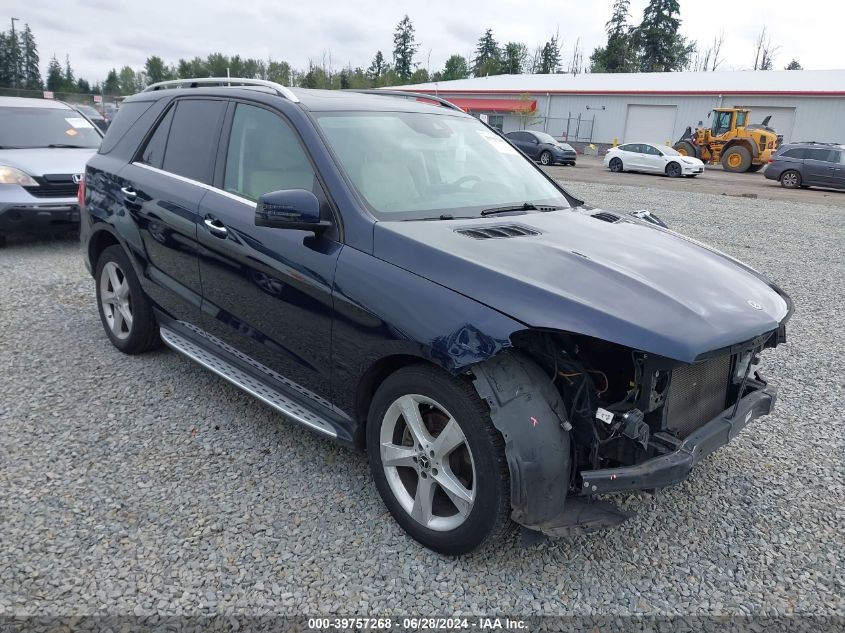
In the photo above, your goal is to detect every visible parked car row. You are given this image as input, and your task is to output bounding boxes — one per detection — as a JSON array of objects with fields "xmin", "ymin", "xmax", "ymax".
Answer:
[{"xmin": 596, "ymin": 138, "xmax": 845, "ymax": 192}]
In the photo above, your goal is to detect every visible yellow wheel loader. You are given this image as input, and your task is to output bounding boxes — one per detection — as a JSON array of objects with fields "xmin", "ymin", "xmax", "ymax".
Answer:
[{"xmin": 674, "ymin": 108, "xmax": 781, "ymax": 173}]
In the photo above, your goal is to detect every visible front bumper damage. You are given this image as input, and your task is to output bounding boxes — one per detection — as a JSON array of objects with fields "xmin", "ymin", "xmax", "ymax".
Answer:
[
  {"xmin": 472, "ymin": 350, "xmax": 779, "ymax": 539},
  {"xmin": 579, "ymin": 382, "xmax": 776, "ymax": 495}
]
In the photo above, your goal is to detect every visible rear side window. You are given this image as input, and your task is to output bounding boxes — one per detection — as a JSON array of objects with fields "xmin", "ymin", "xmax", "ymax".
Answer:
[
  {"xmin": 99, "ymin": 101, "xmax": 154, "ymax": 154},
  {"xmin": 161, "ymin": 99, "xmax": 227, "ymax": 184},
  {"xmin": 806, "ymin": 148, "xmax": 835, "ymax": 162},
  {"xmin": 781, "ymin": 148, "xmax": 807, "ymax": 159},
  {"xmin": 139, "ymin": 108, "xmax": 174, "ymax": 169}
]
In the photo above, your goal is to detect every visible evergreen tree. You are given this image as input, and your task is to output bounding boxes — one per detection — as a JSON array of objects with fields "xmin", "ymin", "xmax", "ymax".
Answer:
[
  {"xmin": 21, "ymin": 24, "xmax": 41, "ymax": 89},
  {"xmin": 368, "ymin": 51, "xmax": 387, "ymax": 77},
  {"xmin": 339, "ymin": 68, "xmax": 350, "ymax": 89},
  {"xmin": 0, "ymin": 33, "xmax": 9, "ymax": 87},
  {"xmin": 76, "ymin": 77, "xmax": 90, "ymax": 93},
  {"xmin": 537, "ymin": 35, "xmax": 561, "ymax": 74},
  {"xmin": 590, "ymin": 0, "xmax": 637, "ymax": 72},
  {"xmin": 46, "ymin": 55, "xmax": 63, "ymax": 92},
  {"xmin": 102, "ymin": 68, "xmax": 120, "ymax": 95},
  {"xmin": 62, "ymin": 55, "xmax": 75, "ymax": 91},
  {"xmin": 501, "ymin": 42, "xmax": 528, "ymax": 74},
  {"xmin": 472, "ymin": 29, "xmax": 501, "ymax": 76},
  {"xmin": 6, "ymin": 24, "xmax": 23, "ymax": 87},
  {"xmin": 785, "ymin": 59, "xmax": 802, "ymax": 70},
  {"xmin": 392, "ymin": 15, "xmax": 418, "ymax": 81},
  {"xmin": 633, "ymin": 0, "xmax": 694, "ymax": 72},
  {"xmin": 144, "ymin": 55, "xmax": 171, "ymax": 84},
  {"xmin": 441, "ymin": 54, "xmax": 469, "ymax": 81},
  {"xmin": 118, "ymin": 66, "xmax": 137, "ymax": 94}
]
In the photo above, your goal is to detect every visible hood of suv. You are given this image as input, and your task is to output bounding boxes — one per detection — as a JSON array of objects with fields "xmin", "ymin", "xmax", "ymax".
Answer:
[
  {"xmin": 0, "ymin": 148, "xmax": 96, "ymax": 178},
  {"xmin": 373, "ymin": 208, "xmax": 790, "ymax": 362}
]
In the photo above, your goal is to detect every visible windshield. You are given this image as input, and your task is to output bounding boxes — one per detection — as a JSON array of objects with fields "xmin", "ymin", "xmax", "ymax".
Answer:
[
  {"xmin": 533, "ymin": 132, "xmax": 559, "ymax": 144},
  {"xmin": 316, "ymin": 111, "xmax": 572, "ymax": 219},
  {"xmin": 0, "ymin": 106, "xmax": 102, "ymax": 148},
  {"xmin": 662, "ymin": 146, "xmax": 681, "ymax": 156}
]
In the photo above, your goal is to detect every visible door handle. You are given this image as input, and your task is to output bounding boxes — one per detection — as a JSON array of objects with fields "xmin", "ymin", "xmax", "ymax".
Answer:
[
  {"xmin": 120, "ymin": 186, "xmax": 137, "ymax": 200},
  {"xmin": 204, "ymin": 217, "xmax": 228, "ymax": 238}
]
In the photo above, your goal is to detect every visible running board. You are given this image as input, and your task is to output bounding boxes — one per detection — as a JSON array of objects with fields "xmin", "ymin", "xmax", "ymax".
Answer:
[{"xmin": 159, "ymin": 326, "xmax": 338, "ymax": 439}]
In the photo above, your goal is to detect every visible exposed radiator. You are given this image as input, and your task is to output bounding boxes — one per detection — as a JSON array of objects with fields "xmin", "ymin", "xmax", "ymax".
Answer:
[{"xmin": 664, "ymin": 355, "xmax": 732, "ymax": 438}]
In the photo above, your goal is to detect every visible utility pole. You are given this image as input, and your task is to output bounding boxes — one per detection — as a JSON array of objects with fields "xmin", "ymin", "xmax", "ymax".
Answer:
[{"xmin": 10, "ymin": 17, "xmax": 20, "ymax": 89}]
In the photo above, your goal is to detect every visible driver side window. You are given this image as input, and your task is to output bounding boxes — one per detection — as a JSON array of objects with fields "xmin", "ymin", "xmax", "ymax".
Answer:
[{"xmin": 224, "ymin": 103, "xmax": 316, "ymax": 202}]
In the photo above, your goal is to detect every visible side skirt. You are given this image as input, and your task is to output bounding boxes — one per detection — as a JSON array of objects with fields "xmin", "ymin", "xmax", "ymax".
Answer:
[{"xmin": 159, "ymin": 324, "xmax": 354, "ymax": 445}]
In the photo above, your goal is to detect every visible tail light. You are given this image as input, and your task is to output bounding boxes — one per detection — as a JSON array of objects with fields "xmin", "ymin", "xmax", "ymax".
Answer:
[{"xmin": 77, "ymin": 175, "xmax": 85, "ymax": 209}]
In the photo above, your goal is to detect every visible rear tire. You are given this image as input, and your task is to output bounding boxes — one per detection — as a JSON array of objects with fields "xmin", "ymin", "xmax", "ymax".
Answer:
[
  {"xmin": 609, "ymin": 157, "xmax": 623, "ymax": 173},
  {"xmin": 539, "ymin": 151, "xmax": 552, "ymax": 166},
  {"xmin": 366, "ymin": 365, "xmax": 513, "ymax": 555},
  {"xmin": 665, "ymin": 162, "xmax": 682, "ymax": 178},
  {"xmin": 780, "ymin": 170, "xmax": 802, "ymax": 189},
  {"xmin": 721, "ymin": 146, "xmax": 752, "ymax": 172},
  {"xmin": 747, "ymin": 163, "xmax": 764, "ymax": 173},
  {"xmin": 95, "ymin": 245, "xmax": 161, "ymax": 354}
]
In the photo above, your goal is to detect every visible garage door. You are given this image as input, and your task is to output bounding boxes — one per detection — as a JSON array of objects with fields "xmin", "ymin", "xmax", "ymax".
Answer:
[
  {"xmin": 624, "ymin": 105, "xmax": 678, "ymax": 144},
  {"xmin": 735, "ymin": 105, "xmax": 796, "ymax": 142}
]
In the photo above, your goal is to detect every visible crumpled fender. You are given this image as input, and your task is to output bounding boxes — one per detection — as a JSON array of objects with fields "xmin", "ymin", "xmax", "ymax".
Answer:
[{"xmin": 470, "ymin": 352, "xmax": 572, "ymax": 528}]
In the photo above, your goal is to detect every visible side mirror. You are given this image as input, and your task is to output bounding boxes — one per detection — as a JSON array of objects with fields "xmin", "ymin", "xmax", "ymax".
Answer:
[{"xmin": 255, "ymin": 189, "xmax": 331, "ymax": 232}]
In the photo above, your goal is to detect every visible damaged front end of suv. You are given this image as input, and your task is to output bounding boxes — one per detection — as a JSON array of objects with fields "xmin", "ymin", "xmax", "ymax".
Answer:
[{"xmin": 470, "ymin": 317, "xmax": 789, "ymax": 537}]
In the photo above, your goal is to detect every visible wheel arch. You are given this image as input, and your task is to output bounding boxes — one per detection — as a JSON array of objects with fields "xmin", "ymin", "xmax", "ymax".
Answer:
[
  {"xmin": 87, "ymin": 227, "xmax": 122, "ymax": 273},
  {"xmin": 354, "ymin": 353, "xmax": 434, "ymax": 447}
]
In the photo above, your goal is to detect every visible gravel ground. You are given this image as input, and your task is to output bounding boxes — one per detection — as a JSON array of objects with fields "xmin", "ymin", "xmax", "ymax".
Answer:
[{"xmin": 0, "ymin": 183, "xmax": 843, "ymax": 622}]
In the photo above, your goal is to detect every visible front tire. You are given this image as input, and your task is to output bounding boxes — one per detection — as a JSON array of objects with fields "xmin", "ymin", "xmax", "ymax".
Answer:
[
  {"xmin": 665, "ymin": 162, "xmax": 682, "ymax": 178},
  {"xmin": 539, "ymin": 151, "xmax": 552, "ymax": 166},
  {"xmin": 722, "ymin": 146, "xmax": 752, "ymax": 172},
  {"xmin": 95, "ymin": 245, "xmax": 161, "ymax": 354},
  {"xmin": 609, "ymin": 157, "xmax": 623, "ymax": 173},
  {"xmin": 366, "ymin": 365, "xmax": 512, "ymax": 555}
]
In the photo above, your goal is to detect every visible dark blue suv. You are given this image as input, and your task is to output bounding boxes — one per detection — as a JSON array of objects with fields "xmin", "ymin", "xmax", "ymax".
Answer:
[{"xmin": 81, "ymin": 79, "xmax": 792, "ymax": 554}]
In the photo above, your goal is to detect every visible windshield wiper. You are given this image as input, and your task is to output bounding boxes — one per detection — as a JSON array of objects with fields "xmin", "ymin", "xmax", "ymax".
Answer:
[
  {"xmin": 403, "ymin": 213, "xmax": 476, "ymax": 221},
  {"xmin": 45, "ymin": 144, "xmax": 89, "ymax": 149},
  {"xmin": 481, "ymin": 202, "xmax": 565, "ymax": 216}
]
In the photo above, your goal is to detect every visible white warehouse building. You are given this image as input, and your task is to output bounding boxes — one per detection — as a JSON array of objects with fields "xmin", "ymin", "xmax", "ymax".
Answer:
[{"xmin": 401, "ymin": 70, "xmax": 845, "ymax": 147}]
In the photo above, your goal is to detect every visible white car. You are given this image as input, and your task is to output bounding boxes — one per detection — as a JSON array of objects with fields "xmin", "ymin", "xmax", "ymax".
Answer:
[{"xmin": 604, "ymin": 142, "xmax": 705, "ymax": 178}]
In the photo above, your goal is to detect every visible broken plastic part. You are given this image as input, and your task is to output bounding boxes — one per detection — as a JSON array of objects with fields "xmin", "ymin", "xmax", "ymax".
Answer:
[{"xmin": 472, "ymin": 351, "xmax": 631, "ymax": 535}]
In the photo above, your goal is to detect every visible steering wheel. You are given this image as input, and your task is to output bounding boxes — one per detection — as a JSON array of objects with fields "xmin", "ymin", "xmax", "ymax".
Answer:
[{"xmin": 450, "ymin": 174, "xmax": 483, "ymax": 189}]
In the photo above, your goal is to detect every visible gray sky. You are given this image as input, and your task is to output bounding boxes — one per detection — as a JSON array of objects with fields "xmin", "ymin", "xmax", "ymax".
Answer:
[{"xmin": 4, "ymin": 0, "xmax": 841, "ymax": 83}]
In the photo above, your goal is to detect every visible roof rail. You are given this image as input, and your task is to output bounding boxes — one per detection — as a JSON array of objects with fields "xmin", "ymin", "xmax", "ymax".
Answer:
[
  {"xmin": 142, "ymin": 77, "xmax": 299, "ymax": 103},
  {"xmin": 347, "ymin": 89, "xmax": 464, "ymax": 112}
]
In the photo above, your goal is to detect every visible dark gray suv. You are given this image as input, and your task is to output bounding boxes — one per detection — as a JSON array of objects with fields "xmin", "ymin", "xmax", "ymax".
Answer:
[{"xmin": 764, "ymin": 142, "xmax": 845, "ymax": 190}]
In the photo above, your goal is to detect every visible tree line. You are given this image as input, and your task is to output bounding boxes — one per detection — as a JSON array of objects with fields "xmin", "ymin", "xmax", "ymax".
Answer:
[{"xmin": 0, "ymin": 4, "xmax": 804, "ymax": 98}]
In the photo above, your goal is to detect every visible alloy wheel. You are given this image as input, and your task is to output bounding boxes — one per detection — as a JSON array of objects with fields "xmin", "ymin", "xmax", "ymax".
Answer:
[
  {"xmin": 379, "ymin": 394, "xmax": 476, "ymax": 531},
  {"xmin": 540, "ymin": 152, "xmax": 551, "ymax": 165},
  {"xmin": 782, "ymin": 172, "xmax": 800, "ymax": 188},
  {"xmin": 99, "ymin": 261, "xmax": 133, "ymax": 340}
]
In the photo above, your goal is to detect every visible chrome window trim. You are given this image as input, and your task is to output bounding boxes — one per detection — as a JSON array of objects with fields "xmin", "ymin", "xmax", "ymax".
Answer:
[{"xmin": 132, "ymin": 162, "xmax": 253, "ymax": 207}]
